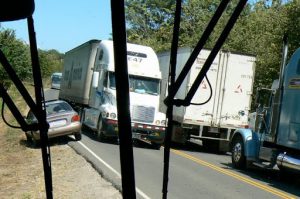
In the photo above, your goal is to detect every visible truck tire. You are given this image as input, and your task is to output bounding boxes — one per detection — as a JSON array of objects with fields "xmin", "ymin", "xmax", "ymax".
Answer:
[
  {"xmin": 231, "ymin": 135, "xmax": 246, "ymax": 169},
  {"xmin": 97, "ymin": 117, "xmax": 105, "ymax": 141}
]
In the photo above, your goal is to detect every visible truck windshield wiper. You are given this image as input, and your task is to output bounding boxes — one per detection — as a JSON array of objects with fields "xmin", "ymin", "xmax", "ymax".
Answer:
[{"xmin": 145, "ymin": 91, "xmax": 158, "ymax": 96}]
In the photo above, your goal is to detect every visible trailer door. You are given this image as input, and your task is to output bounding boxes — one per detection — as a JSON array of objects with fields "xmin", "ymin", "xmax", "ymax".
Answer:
[
  {"xmin": 215, "ymin": 53, "xmax": 255, "ymax": 128},
  {"xmin": 184, "ymin": 49, "xmax": 220, "ymax": 126}
]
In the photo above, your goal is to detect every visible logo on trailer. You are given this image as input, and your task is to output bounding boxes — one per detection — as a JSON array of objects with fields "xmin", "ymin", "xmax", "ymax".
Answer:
[
  {"xmin": 235, "ymin": 85, "xmax": 243, "ymax": 93},
  {"xmin": 201, "ymin": 80, "xmax": 207, "ymax": 89}
]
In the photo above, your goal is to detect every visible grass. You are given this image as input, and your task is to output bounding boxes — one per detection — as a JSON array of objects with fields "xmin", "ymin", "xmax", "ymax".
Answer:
[
  {"xmin": 3, "ymin": 128, "xmax": 26, "ymax": 153},
  {"xmin": 0, "ymin": 78, "xmax": 52, "ymax": 151},
  {"xmin": 0, "ymin": 79, "xmax": 50, "ymax": 198}
]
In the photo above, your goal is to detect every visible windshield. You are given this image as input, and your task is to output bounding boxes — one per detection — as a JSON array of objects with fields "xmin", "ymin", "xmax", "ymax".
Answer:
[
  {"xmin": 46, "ymin": 101, "xmax": 73, "ymax": 115},
  {"xmin": 108, "ymin": 72, "xmax": 160, "ymax": 95}
]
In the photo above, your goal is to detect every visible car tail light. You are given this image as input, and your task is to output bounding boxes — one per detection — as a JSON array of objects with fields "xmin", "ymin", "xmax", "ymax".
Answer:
[{"xmin": 71, "ymin": 114, "xmax": 80, "ymax": 122}]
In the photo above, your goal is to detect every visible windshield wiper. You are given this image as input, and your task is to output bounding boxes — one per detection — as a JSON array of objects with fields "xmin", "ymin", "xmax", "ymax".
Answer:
[{"xmin": 145, "ymin": 91, "xmax": 158, "ymax": 95}]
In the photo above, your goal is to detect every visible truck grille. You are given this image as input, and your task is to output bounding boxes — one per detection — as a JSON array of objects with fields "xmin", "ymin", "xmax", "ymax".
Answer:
[{"xmin": 131, "ymin": 105, "xmax": 155, "ymax": 123}]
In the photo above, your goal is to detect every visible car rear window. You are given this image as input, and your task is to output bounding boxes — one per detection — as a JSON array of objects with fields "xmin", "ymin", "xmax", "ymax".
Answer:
[{"xmin": 46, "ymin": 102, "xmax": 73, "ymax": 115}]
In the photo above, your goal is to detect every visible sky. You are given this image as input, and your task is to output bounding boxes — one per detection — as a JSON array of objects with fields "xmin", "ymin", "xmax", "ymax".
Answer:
[{"xmin": 1, "ymin": 0, "xmax": 112, "ymax": 53}]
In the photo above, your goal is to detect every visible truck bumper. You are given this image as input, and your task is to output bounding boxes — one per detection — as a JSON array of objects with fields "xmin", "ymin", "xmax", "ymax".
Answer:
[
  {"xmin": 132, "ymin": 123, "xmax": 165, "ymax": 144},
  {"xmin": 103, "ymin": 119, "xmax": 165, "ymax": 143}
]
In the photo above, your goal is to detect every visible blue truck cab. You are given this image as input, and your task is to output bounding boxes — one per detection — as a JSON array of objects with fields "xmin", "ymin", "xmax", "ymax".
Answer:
[{"xmin": 230, "ymin": 47, "xmax": 300, "ymax": 173}]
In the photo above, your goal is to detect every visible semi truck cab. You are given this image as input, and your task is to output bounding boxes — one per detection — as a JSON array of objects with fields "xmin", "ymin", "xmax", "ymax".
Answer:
[
  {"xmin": 83, "ymin": 40, "xmax": 166, "ymax": 148},
  {"xmin": 230, "ymin": 47, "xmax": 300, "ymax": 173}
]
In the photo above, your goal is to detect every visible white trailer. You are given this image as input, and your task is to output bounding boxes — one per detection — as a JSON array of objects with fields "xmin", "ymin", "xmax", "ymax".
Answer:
[
  {"xmin": 59, "ymin": 40, "xmax": 166, "ymax": 149},
  {"xmin": 158, "ymin": 47, "xmax": 256, "ymax": 151},
  {"xmin": 59, "ymin": 39, "xmax": 100, "ymax": 105}
]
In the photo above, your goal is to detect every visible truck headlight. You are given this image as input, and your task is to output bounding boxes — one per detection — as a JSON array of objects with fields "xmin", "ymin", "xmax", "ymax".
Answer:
[
  {"xmin": 110, "ymin": 113, "xmax": 117, "ymax": 119},
  {"xmin": 155, "ymin": 120, "xmax": 160, "ymax": 125},
  {"xmin": 161, "ymin": 120, "xmax": 166, "ymax": 126}
]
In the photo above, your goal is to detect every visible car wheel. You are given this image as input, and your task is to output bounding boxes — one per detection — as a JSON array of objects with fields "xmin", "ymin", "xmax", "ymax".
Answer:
[
  {"xmin": 74, "ymin": 133, "xmax": 82, "ymax": 141},
  {"xmin": 32, "ymin": 136, "xmax": 40, "ymax": 148},
  {"xmin": 25, "ymin": 132, "xmax": 33, "ymax": 144},
  {"xmin": 231, "ymin": 135, "xmax": 246, "ymax": 169},
  {"xmin": 97, "ymin": 117, "xmax": 105, "ymax": 141}
]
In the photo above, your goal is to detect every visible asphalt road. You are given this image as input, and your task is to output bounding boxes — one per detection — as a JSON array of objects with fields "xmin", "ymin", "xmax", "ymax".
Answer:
[
  {"xmin": 69, "ymin": 132, "xmax": 300, "ymax": 199},
  {"xmin": 45, "ymin": 88, "xmax": 300, "ymax": 198},
  {"xmin": 44, "ymin": 88, "xmax": 60, "ymax": 101}
]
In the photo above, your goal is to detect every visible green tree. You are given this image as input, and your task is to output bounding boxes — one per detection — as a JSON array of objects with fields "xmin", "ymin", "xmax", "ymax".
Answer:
[
  {"xmin": 125, "ymin": 0, "xmax": 300, "ymax": 107},
  {"xmin": 0, "ymin": 28, "xmax": 64, "ymax": 85},
  {"xmin": 283, "ymin": 0, "xmax": 300, "ymax": 56},
  {"xmin": 0, "ymin": 29, "xmax": 31, "ymax": 85},
  {"xmin": 126, "ymin": 0, "xmax": 175, "ymax": 51},
  {"xmin": 38, "ymin": 49, "xmax": 64, "ymax": 78}
]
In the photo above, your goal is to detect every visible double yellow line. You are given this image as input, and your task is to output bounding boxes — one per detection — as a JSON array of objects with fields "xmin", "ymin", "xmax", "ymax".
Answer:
[{"xmin": 171, "ymin": 149, "xmax": 296, "ymax": 199}]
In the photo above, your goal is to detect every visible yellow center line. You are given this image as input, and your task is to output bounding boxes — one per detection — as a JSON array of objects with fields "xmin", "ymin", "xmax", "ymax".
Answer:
[{"xmin": 170, "ymin": 149, "xmax": 296, "ymax": 199}]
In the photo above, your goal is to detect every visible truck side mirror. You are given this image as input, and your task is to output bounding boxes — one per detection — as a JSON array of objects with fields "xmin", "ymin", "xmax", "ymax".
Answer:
[
  {"xmin": 255, "ymin": 88, "xmax": 261, "ymax": 107},
  {"xmin": 92, "ymin": 71, "xmax": 99, "ymax": 88}
]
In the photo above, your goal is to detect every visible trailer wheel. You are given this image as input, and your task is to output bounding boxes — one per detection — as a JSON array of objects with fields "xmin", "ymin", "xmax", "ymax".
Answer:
[
  {"xmin": 231, "ymin": 136, "xmax": 246, "ymax": 169},
  {"xmin": 97, "ymin": 117, "xmax": 105, "ymax": 141}
]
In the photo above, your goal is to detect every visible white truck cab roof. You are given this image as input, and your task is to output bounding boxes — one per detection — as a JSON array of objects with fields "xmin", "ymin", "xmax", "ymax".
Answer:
[{"xmin": 96, "ymin": 40, "xmax": 161, "ymax": 79}]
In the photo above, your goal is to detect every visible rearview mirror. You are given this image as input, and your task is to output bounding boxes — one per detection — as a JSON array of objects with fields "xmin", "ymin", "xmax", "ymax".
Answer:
[
  {"xmin": 0, "ymin": 0, "xmax": 35, "ymax": 22},
  {"xmin": 255, "ymin": 88, "xmax": 261, "ymax": 107},
  {"xmin": 92, "ymin": 71, "xmax": 99, "ymax": 88}
]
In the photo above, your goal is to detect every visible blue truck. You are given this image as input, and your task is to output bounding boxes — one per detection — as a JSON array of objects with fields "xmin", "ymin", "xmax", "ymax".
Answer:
[{"xmin": 230, "ymin": 41, "xmax": 300, "ymax": 173}]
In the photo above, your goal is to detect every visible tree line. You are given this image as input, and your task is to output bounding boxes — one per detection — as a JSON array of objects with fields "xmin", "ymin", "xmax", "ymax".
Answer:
[
  {"xmin": 1, "ymin": 0, "xmax": 300, "ymax": 105},
  {"xmin": 0, "ymin": 29, "xmax": 63, "ymax": 86},
  {"xmin": 125, "ymin": 0, "xmax": 300, "ymax": 94}
]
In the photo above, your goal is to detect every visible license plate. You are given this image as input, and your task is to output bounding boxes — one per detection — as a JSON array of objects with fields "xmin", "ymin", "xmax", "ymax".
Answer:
[{"xmin": 49, "ymin": 120, "xmax": 67, "ymax": 128}]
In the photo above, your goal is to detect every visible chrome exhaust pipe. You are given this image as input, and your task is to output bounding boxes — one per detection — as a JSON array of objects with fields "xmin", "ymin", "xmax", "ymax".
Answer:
[{"xmin": 277, "ymin": 153, "xmax": 300, "ymax": 172}]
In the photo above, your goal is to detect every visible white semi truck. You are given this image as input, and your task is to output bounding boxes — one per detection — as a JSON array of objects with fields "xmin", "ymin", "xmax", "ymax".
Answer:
[
  {"xmin": 59, "ymin": 40, "xmax": 166, "ymax": 148},
  {"xmin": 158, "ymin": 47, "xmax": 256, "ymax": 151}
]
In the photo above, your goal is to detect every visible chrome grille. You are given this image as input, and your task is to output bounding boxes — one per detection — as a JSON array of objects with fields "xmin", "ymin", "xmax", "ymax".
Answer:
[{"xmin": 131, "ymin": 105, "xmax": 155, "ymax": 123}]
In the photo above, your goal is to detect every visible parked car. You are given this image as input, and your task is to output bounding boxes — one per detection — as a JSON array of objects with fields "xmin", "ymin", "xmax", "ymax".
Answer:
[{"xmin": 25, "ymin": 100, "xmax": 82, "ymax": 146}]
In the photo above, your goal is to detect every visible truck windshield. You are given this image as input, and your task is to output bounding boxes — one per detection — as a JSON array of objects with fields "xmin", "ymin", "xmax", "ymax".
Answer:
[{"xmin": 108, "ymin": 72, "xmax": 160, "ymax": 95}]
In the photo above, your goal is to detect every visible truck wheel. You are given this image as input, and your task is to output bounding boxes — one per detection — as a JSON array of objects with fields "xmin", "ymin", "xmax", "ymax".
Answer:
[
  {"xmin": 231, "ymin": 136, "xmax": 246, "ymax": 169},
  {"xmin": 97, "ymin": 117, "xmax": 105, "ymax": 141}
]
